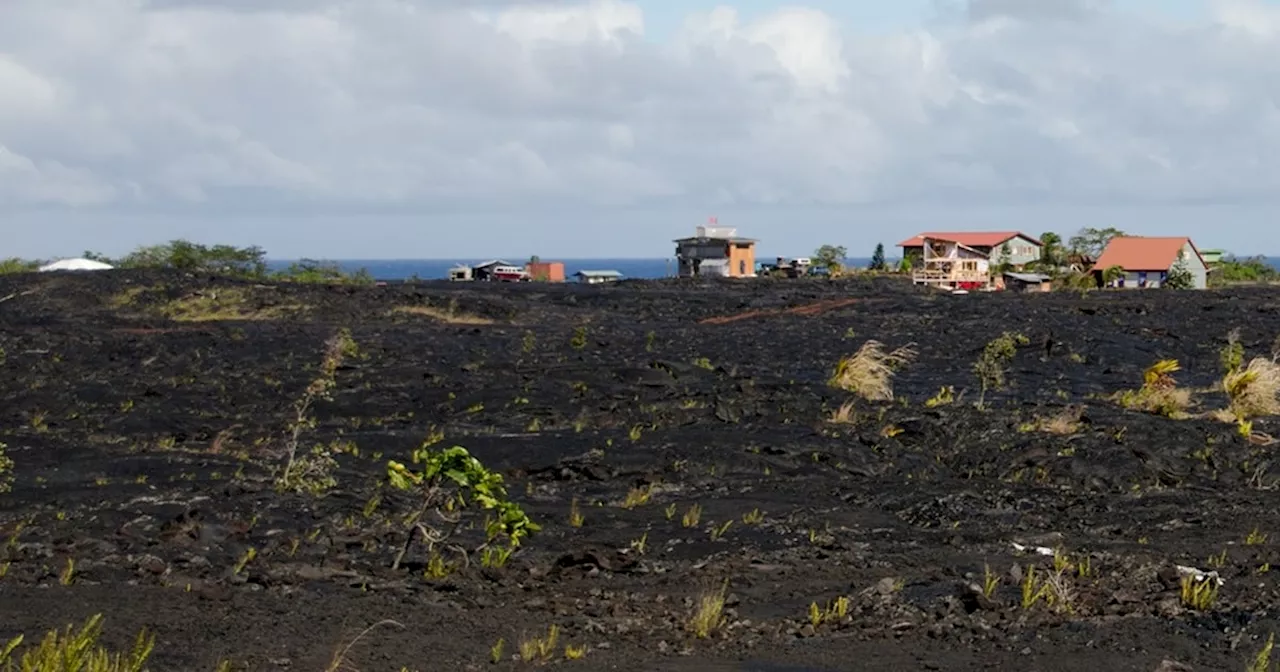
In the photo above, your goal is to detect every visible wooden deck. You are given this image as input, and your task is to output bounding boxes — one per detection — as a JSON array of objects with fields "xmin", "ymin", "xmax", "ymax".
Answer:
[{"xmin": 912, "ymin": 270, "xmax": 989, "ymax": 285}]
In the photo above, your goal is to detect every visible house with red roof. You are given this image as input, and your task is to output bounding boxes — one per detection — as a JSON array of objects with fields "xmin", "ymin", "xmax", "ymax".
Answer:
[
  {"xmin": 896, "ymin": 231, "xmax": 1043, "ymax": 290},
  {"xmin": 1091, "ymin": 237, "xmax": 1208, "ymax": 289},
  {"xmin": 897, "ymin": 232, "xmax": 1043, "ymax": 268}
]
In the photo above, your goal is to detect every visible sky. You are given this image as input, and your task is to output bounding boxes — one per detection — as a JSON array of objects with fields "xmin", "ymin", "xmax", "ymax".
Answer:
[{"xmin": 6, "ymin": 0, "xmax": 1280, "ymax": 260}]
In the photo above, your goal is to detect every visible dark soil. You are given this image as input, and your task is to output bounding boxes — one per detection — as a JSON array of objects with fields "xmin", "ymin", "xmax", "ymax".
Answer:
[{"xmin": 2, "ymin": 270, "xmax": 1280, "ymax": 671}]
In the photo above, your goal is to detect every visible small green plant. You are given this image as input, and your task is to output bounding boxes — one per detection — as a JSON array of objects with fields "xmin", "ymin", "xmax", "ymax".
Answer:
[
  {"xmin": 973, "ymin": 332, "xmax": 1028, "ymax": 409},
  {"xmin": 386, "ymin": 444, "xmax": 539, "ymax": 571},
  {"xmin": 480, "ymin": 545, "xmax": 513, "ymax": 568},
  {"xmin": 741, "ymin": 508, "xmax": 764, "ymax": 525},
  {"xmin": 521, "ymin": 331, "xmax": 536, "ymax": 354},
  {"xmin": 1248, "ymin": 527, "xmax": 1269, "ymax": 545},
  {"xmin": 924, "ymin": 386, "xmax": 955, "ymax": 408},
  {"xmin": 687, "ymin": 581, "xmax": 729, "ymax": 639},
  {"xmin": 692, "ymin": 357, "xmax": 713, "ymax": 370},
  {"xmin": 568, "ymin": 498, "xmax": 584, "ymax": 528},
  {"xmin": 0, "ymin": 443, "xmax": 13, "ymax": 493},
  {"xmin": 644, "ymin": 331, "xmax": 656, "ymax": 352},
  {"xmin": 233, "ymin": 547, "xmax": 257, "ymax": 575},
  {"xmin": 1020, "ymin": 565, "xmax": 1045, "ymax": 609},
  {"xmin": 59, "ymin": 557, "xmax": 76, "ymax": 586},
  {"xmin": 682, "ymin": 503, "xmax": 702, "ymax": 528},
  {"xmin": 1179, "ymin": 574, "xmax": 1218, "ymax": 611},
  {"xmin": 982, "ymin": 562, "xmax": 999, "ymax": 598},
  {"xmin": 570, "ymin": 326, "xmax": 587, "ymax": 351},
  {"xmin": 1247, "ymin": 633, "xmax": 1274, "ymax": 672},
  {"xmin": 0, "ymin": 614, "xmax": 154, "ymax": 672},
  {"xmin": 1222, "ymin": 328, "xmax": 1245, "ymax": 374},
  {"xmin": 490, "ymin": 638, "xmax": 505, "ymax": 664},
  {"xmin": 807, "ymin": 596, "xmax": 850, "ymax": 627},
  {"xmin": 517, "ymin": 625, "xmax": 559, "ymax": 663}
]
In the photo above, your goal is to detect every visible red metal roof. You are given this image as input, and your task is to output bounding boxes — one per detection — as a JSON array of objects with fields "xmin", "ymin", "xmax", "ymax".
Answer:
[
  {"xmin": 896, "ymin": 231, "xmax": 1040, "ymax": 248},
  {"xmin": 1092, "ymin": 237, "xmax": 1205, "ymax": 271}
]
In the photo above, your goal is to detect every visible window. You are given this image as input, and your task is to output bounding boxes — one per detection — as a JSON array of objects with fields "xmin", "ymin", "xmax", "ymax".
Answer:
[
  {"xmin": 1138, "ymin": 271, "xmax": 1147, "ymax": 288},
  {"xmin": 961, "ymin": 261, "xmax": 977, "ymax": 272}
]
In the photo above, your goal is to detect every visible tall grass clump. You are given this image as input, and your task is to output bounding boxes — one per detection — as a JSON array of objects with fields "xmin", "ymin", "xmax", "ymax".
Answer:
[
  {"xmin": 0, "ymin": 614, "xmax": 153, "ymax": 672},
  {"xmin": 828, "ymin": 341, "xmax": 916, "ymax": 402},
  {"xmin": 1112, "ymin": 359, "xmax": 1192, "ymax": 418},
  {"xmin": 1223, "ymin": 357, "xmax": 1280, "ymax": 422}
]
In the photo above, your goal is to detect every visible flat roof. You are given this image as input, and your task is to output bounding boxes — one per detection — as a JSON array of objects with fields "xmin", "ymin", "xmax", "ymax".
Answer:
[{"xmin": 674, "ymin": 237, "xmax": 758, "ymax": 243}]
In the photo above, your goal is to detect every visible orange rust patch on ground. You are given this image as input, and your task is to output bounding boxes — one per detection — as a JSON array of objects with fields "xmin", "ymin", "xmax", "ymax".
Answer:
[{"xmin": 699, "ymin": 298, "xmax": 862, "ymax": 325}]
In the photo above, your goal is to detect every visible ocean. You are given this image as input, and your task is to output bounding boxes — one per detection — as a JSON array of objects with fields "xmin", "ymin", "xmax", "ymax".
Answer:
[{"xmin": 266, "ymin": 257, "xmax": 879, "ymax": 281}]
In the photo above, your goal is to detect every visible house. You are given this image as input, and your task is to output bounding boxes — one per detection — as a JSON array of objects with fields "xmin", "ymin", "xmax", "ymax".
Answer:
[
  {"xmin": 525, "ymin": 261, "xmax": 565, "ymax": 282},
  {"xmin": 574, "ymin": 270, "xmax": 623, "ymax": 284},
  {"xmin": 906, "ymin": 236, "xmax": 995, "ymax": 290},
  {"xmin": 447, "ymin": 264, "xmax": 473, "ymax": 281},
  {"xmin": 674, "ymin": 219, "xmax": 757, "ymax": 278},
  {"xmin": 1003, "ymin": 271, "xmax": 1053, "ymax": 293},
  {"xmin": 1091, "ymin": 236, "xmax": 1209, "ymax": 289},
  {"xmin": 469, "ymin": 260, "xmax": 529, "ymax": 282},
  {"xmin": 897, "ymin": 232, "xmax": 1043, "ymax": 269}
]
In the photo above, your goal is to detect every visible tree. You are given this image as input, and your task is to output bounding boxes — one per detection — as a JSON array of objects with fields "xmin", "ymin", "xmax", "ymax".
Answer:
[
  {"xmin": 813, "ymin": 244, "xmax": 847, "ymax": 274},
  {"xmin": 113, "ymin": 240, "xmax": 269, "ymax": 277},
  {"xmin": 868, "ymin": 243, "xmax": 887, "ymax": 271},
  {"xmin": 1163, "ymin": 253, "xmax": 1194, "ymax": 289},
  {"xmin": 1212, "ymin": 255, "xmax": 1277, "ymax": 286},
  {"xmin": 1037, "ymin": 232, "xmax": 1065, "ymax": 270},
  {"xmin": 995, "ymin": 243, "xmax": 1013, "ymax": 274},
  {"xmin": 1067, "ymin": 227, "xmax": 1125, "ymax": 260},
  {"xmin": 1101, "ymin": 265, "xmax": 1125, "ymax": 287}
]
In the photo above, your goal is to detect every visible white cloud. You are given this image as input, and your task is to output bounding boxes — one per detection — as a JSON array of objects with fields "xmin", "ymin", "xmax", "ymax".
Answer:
[{"xmin": 4, "ymin": 0, "xmax": 1280, "ymax": 256}]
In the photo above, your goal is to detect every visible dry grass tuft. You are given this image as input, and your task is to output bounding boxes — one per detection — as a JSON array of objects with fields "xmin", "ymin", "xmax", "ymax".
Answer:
[
  {"xmin": 162, "ymin": 288, "xmax": 305, "ymax": 322},
  {"xmin": 1223, "ymin": 357, "xmax": 1280, "ymax": 421},
  {"xmin": 1112, "ymin": 359, "xmax": 1193, "ymax": 418},
  {"xmin": 389, "ymin": 305, "xmax": 494, "ymax": 325},
  {"xmin": 1021, "ymin": 405, "xmax": 1084, "ymax": 435},
  {"xmin": 826, "ymin": 400, "xmax": 857, "ymax": 424},
  {"xmin": 828, "ymin": 341, "xmax": 916, "ymax": 402}
]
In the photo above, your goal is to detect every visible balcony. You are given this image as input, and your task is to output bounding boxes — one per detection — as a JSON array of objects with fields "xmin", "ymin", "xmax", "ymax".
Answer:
[{"xmin": 912, "ymin": 269, "xmax": 990, "ymax": 285}]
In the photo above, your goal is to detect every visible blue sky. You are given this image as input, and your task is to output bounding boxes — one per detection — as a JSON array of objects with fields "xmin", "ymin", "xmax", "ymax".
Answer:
[{"xmin": 7, "ymin": 0, "xmax": 1280, "ymax": 259}]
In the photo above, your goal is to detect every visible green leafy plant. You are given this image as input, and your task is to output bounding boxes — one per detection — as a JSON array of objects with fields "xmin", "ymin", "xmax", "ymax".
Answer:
[
  {"xmin": 386, "ymin": 444, "xmax": 539, "ymax": 571},
  {"xmin": 1221, "ymin": 328, "xmax": 1245, "ymax": 374},
  {"xmin": 973, "ymin": 332, "xmax": 1028, "ymax": 409}
]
